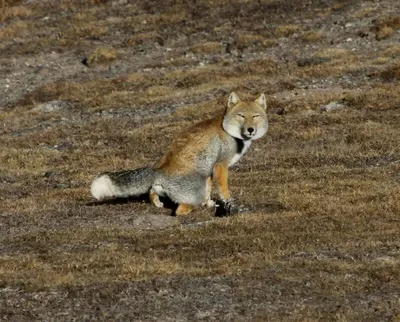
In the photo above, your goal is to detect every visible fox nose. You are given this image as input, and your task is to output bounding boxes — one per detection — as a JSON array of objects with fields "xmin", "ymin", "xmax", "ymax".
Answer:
[{"xmin": 247, "ymin": 127, "xmax": 254, "ymax": 134}]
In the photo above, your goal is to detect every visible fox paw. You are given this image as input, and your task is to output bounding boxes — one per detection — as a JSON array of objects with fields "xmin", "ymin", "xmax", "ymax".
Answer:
[
  {"xmin": 202, "ymin": 198, "xmax": 216, "ymax": 208},
  {"xmin": 153, "ymin": 199, "xmax": 164, "ymax": 208},
  {"xmin": 215, "ymin": 198, "xmax": 237, "ymax": 217}
]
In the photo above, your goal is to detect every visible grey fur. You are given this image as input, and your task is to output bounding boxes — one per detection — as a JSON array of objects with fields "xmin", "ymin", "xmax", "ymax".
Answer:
[
  {"xmin": 105, "ymin": 167, "xmax": 154, "ymax": 190},
  {"xmin": 92, "ymin": 167, "xmax": 154, "ymax": 199},
  {"xmin": 153, "ymin": 173, "xmax": 207, "ymax": 205},
  {"xmin": 90, "ymin": 135, "xmax": 241, "ymax": 204},
  {"xmin": 152, "ymin": 134, "xmax": 240, "ymax": 205}
]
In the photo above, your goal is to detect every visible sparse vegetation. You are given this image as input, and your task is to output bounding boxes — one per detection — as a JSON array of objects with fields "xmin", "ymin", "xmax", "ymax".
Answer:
[
  {"xmin": 301, "ymin": 30, "xmax": 323, "ymax": 42},
  {"xmin": 84, "ymin": 47, "xmax": 118, "ymax": 66},
  {"xmin": 375, "ymin": 25, "xmax": 394, "ymax": 40},
  {"xmin": 189, "ymin": 41, "xmax": 224, "ymax": 54},
  {"xmin": 1, "ymin": 0, "xmax": 400, "ymax": 320},
  {"xmin": 373, "ymin": 15, "xmax": 400, "ymax": 40},
  {"xmin": 276, "ymin": 24, "xmax": 299, "ymax": 37}
]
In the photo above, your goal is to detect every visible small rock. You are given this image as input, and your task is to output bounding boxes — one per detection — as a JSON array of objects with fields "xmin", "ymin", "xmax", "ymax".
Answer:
[
  {"xmin": 320, "ymin": 101, "xmax": 347, "ymax": 112},
  {"xmin": 195, "ymin": 311, "xmax": 213, "ymax": 320},
  {"xmin": 155, "ymin": 36, "xmax": 165, "ymax": 46},
  {"xmin": 43, "ymin": 171, "xmax": 56, "ymax": 178},
  {"xmin": 357, "ymin": 30, "xmax": 369, "ymax": 38},
  {"xmin": 32, "ymin": 100, "xmax": 71, "ymax": 112},
  {"xmin": 53, "ymin": 141, "xmax": 73, "ymax": 151}
]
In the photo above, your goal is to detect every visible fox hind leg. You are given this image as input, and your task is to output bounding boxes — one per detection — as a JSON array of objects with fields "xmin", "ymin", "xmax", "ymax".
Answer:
[
  {"xmin": 175, "ymin": 203, "xmax": 193, "ymax": 216},
  {"xmin": 149, "ymin": 187, "xmax": 164, "ymax": 208},
  {"xmin": 156, "ymin": 174, "xmax": 209, "ymax": 215}
]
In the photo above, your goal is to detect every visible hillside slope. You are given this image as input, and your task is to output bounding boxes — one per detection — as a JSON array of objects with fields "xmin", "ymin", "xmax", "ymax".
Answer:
[{"xmin": 1, "ymin": 0, "xmax": 400, "ymax": 320}]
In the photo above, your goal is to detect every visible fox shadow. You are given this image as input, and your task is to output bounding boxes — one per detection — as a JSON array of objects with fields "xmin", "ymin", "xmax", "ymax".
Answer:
[
  {"xmin": 214, "ymin": 200, "xmax": 286, "ymax": 217},
  {"xmin": 86, "ymin": 194, "xmax": 178, "ymax": 213},
  {"xmin": 86, "ymin": 194, "xmax": 229, "ymax": 216},
  {"xmin": 87, "ymin": 195, "xmax": 285, "ymax": 218}
]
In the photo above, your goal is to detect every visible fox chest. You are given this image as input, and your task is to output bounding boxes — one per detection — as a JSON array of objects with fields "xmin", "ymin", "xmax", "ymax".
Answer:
[{"xmin": 228, "ymin": 139, "xmax": 252, "ymax": 167}]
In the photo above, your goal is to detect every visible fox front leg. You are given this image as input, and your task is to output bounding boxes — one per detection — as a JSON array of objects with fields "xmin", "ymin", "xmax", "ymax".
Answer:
[
  {"xmin": 202, "ymin": 176, "xmax": 215, "ymax": 208},
  {"xmin": 213, "ymin": 163, "xmax": 237, "ymax": 216}
]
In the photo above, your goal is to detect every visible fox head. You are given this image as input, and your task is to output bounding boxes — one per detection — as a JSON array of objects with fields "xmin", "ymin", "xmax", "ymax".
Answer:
[{"xmin": 222, "ymin": 92, "xmax": 268, "ymax": 141}]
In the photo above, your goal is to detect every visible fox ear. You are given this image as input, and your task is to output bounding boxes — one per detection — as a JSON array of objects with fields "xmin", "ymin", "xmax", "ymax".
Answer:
[
  {"xmin": 227, "ymin": 92, "xmax": 240, "ymax": 109},
  {"xmin": 255, "ymin": 93, "xmax": 267, "ymax": 111}
]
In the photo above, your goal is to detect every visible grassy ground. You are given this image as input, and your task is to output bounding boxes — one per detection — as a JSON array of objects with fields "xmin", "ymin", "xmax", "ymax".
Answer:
[{"xmin": 1, "ymin": 0, "xmax": 400, "ymax": 320}]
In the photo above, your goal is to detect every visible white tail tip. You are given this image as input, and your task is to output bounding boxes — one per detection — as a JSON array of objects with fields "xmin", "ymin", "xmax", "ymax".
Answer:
[{"xmin": 90, "ymin": 175, "xmax": 116, "ymax": 200}]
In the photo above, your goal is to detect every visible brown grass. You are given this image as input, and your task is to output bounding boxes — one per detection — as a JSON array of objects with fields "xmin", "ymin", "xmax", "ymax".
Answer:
[
  {"xmin": 276, "ymin": 24, "xmax": 299, "ymax": 37},
  {"xmin": 124, "ymin": 31, "xmax": 159, "ymax": 47},
  {"xmin": 382, "ymin": 44, "xmax": 400, "ymax": 58},
  {"xmin": 352, "ymin": 7, "xmax": 375, "ymax": 18},
  {"xmin": 301, "ymin": 31, "xmax": 323, "ymax": 42},
  {"xmin": 1, "ymin": 0, "xmax": 400, "ymax": 320},
  {"xmin": 189, "ymin": 41, "xmax": 224, "ymax": 54},
  {"xmin": 234, "ymin": 33, "xmax": 277, "ymax": 50},
  {"xmin": 85, "ymin": 47, "xmax": 118, "ymax": 66},
  {"xmin": 373, "ymin": 15, "xmax": 400, "ymax": 40},
  {"xmin": 0, "ymin": 19, "xmax": 29, "ymax": 38},
  {"xmin": 0, "ymin": 4, "xmax": 33, "ymax": 22},
  {"xmin": 375, "ymin": 26, "xmax": 394, "ymax": 40}
]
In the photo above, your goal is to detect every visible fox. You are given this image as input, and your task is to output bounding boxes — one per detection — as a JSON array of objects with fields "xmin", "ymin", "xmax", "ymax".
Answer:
[{"xmin": 90, "ymin": 92, "xmax": 268, "ymax": 215}]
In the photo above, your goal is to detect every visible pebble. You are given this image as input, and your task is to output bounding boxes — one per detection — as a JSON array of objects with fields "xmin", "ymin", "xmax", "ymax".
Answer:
[
  {"xmin": 32, "ymin": 100, "xmax": 71, "ymax": 112},
  {"xmin": 320, "ymin": 101, "xmax": 347, "ymax": 112}
]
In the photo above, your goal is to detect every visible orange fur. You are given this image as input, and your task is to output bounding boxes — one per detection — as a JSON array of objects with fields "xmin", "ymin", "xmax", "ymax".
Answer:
[
  {"xmin": 175, "ymin": 203, "xmax": 193, "ymax": 215},
  {"xmin": 149, "ymin": 187, "xmax": 163, "ymax": 208},
  {"xmin": 155, "ymin": 115, "xmax": 226, "ymax": 175},
  {"xmin": 213, "ymin": 163, "xmax": 230, "ymax": 200}
]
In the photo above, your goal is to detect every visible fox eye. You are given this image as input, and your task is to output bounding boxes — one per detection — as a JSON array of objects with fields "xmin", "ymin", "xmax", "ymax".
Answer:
[
  {"xmin": 253, "ymin": 114, "xmax": 260, "ymax": 118},
  {"xmin": 237, "ymin": 113, "xmax": 245, "ymax": 118}
]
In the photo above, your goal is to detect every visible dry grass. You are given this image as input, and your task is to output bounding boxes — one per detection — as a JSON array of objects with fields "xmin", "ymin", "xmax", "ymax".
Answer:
[
  {"xmin": 84, "ymin": 47, "xmax": 118, "ymax": 66},
  {"xmin": 0, "ymin": 4, "xmax": 33, "ymax": 22},
  {"xmin": 375, "ymin": 26, "xmax": 394, "ymax": 40},
  {"xmin": 383, "ymin": 43, "xmax": 400, "ymax": 58},
  {"xmin": 0, "ymin": 19, "xmax": 29, "ymax": 37},
  {"xmin": 234, "ymin": 33, "xmax": 277, "ymax": 50},
  {"xmin": 352, "ymin": 7, "xmax": 375, "ymax": 18},
  {"xmin": 301, "ymin": 31, "xmax": 323, "ymax": 42},
  {"xmin": 276, "ymin": 24, "xmax": 299, "ymax": 37},
  {"xmin": 189, "ymin": 41, "xmax": 224, "ymax": 54},
  {"xmin": 124, "ymin": 31, "xmax": 159, "ymax": 47},
  {"xmin": 373, "ymin": 15, "xmax": 400, "ymax": 40},
  {"xmin": 1, "ymin": 0, "xmax": 400, "ymax": 320}
]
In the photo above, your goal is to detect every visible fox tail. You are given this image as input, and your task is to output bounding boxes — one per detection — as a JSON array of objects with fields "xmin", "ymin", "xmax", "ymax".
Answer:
[{"xmin": 90, "ymin": 167, "xmax": 155, "ymax": 200}]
